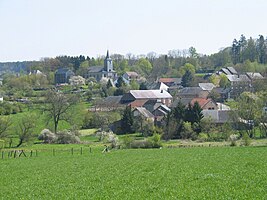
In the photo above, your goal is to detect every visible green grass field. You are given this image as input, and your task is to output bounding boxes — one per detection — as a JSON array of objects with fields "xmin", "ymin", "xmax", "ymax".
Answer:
[{"xmin": 1, "ymin": 146, "xmax": 267, "ymax": 199}]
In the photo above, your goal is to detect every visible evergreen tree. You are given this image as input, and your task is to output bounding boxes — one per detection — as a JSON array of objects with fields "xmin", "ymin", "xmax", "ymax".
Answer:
[
  {"xmin": 257, "ymin": 35, "xmax": 267, "ymax": 64},
  {"xmin": 121, "ymin": 106, "xmax": 134, "ymax": 134},
  {"xmin": 181, "ymin": 69, "xmax": 194, "ymax": 87},
  {"xmin": 115, "ymin": 76, "xmax": 125, "ymax": 88},
  {"xmin": 106, "ymin": 79, "xmax": 113, "ymax": 89}
]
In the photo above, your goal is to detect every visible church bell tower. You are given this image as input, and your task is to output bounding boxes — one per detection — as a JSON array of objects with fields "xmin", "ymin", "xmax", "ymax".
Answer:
[{"xmin": 104, "ymin": 50, "xmax": 113, "ymax": 72}]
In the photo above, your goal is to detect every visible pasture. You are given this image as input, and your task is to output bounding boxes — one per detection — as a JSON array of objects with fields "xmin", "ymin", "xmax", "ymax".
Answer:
[{"xmin": 0, "ymin": 146, "xmax": 267, "ymax": 199}]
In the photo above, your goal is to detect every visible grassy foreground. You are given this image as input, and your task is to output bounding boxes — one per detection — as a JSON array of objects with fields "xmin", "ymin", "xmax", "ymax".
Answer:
[{"xmin": 0, "ymin": 146, "xmax": 267, "ymax": 199}]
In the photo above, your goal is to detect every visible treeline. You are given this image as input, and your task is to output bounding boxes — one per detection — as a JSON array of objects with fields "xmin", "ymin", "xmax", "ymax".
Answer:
[{"xmin": 1, "ymin": 34, "xmax": 267, "ymax": 79}]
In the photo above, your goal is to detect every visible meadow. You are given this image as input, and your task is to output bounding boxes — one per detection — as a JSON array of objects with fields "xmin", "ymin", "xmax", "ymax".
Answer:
[{"xmin": 0, "ymin": 146, "xmax": 267, "ymax": 199}]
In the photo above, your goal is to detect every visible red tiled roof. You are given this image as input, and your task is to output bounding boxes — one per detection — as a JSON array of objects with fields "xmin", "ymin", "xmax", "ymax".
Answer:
[
  {"xmin": 128, "ymin": 100, "xmax": 148, "ymax": 108},
  {"xmin": 190, "ymin": 98, "xmax": 213, "ymax": 108},
  {"xmin": 159, "ymin": 78, "xmax": 175, "ymax": 83}
]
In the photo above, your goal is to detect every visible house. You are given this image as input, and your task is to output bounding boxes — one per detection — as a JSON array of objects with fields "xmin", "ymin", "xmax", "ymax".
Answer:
[
  {"xmin": 226, "ymin": 74, "xmax": 251, "ymax": 98},
  {"xmin": 190, "ymin": 98, "xmax": 217, "ymax": 110},
  {"xmin": 123, "ymin": 72, "xmax": 139, "ymax": 81},
  {"xmin": 211, "ymin": 87, "xmax": 231, "ymax": 102},
  {"xmin": 29, "ymin": 70, "xmax": 45, "ymax": 76},
  {"xmin": 171, "ymin": 87, "xmax": 209, "ymax": 107},
  {"xmin": 85, "ymin": 50, "xmax": 117, "ymax": 81},
  {"xmin": 152, "ymin": 104, "xmax": 171, "ymax": 123},
  {"xmin": 55, "ymin": 68, "xmax": 74, "ymax": 85},
  {"xmin": 202, "ymin": 110, "xmax": 231, "ymax": 124},
  {"xmin": 133, "ymin": 107, "xmax": 154, "ymax": 121},
  {"xmin": 198, "ymin": 83, "xmax": 216, "ymax": 92},
  {"xmin": 159, "ymin": 78, "xmax": 182, "ymax": 87},
  {"xmin": 121, "ymin": 90, "xmax": 173, "ymax": 106},
  {"xmin": 246, "ymin": 72, "xmax": 264, "ymax": 80},
  {"xmin": 217, "ymin": 67, "xmax": 238, "ymax": 76},
  {"xmin": 145, "ymin": 82, "xmax": 169, "ymax": 91}
]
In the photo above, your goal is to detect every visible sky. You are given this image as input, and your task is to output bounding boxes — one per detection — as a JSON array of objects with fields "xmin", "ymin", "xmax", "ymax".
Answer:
[{"xmin": 0, "ymin": 0, "xmax": 267, "ymax": 62}]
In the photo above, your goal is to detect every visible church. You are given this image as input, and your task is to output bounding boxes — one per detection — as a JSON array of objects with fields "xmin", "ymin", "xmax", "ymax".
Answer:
[{"xmin": 85, "ymin": 50, "xmax": 117, "ymax": 81}]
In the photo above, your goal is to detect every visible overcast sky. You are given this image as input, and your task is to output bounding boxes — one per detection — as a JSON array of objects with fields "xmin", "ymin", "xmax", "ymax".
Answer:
[{"xmin": 0, "ymin": 0, "xmax": 267, "ymax": 62}]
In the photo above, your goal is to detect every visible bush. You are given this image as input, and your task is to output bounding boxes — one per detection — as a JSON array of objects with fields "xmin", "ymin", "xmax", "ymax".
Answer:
[
  {"xmin": 95, "ymin": 130, "xmax": 119, "ymax": 148},
  {"xmin": 229, "ymin": 134, "xmax": 239, "ymax": 146},
  {"xmin": 38, "ymin": 129, "xmax": 57, "ymax": 144},
  {"xmin": 241, "ymin": 133, "xmax": 251, "ymax": 146},
  {"xmin": 56, "ymin": 130, "xmax": 81, "ymax": 144},
  {"xmin": 198, "ymin": 133, "xmax": 208, "ymax": 142}
]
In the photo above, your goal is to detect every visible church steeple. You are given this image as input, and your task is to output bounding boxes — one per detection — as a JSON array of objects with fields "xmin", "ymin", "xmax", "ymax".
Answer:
[{"xmin": 104, "ymin": 50, "xmax": 113, "ymax": 72}]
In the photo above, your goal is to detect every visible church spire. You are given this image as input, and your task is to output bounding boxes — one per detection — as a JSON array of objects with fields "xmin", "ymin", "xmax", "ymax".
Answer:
[{"xmin": 106, "ymin": 50, "xmax": 109, "ymax": 58}]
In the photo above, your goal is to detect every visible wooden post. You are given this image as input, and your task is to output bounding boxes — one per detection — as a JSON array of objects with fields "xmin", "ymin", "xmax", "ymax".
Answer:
[
  {"xmin": 71, "ymin": 148, "xmax": 73, "ymax": 155},
  {"xmin": 53, "ymin": 149, "xmax": 55, "ymax": 156},
  {"xmin": 14, "ymin": 150, "xmax": 17, "ymax": 158},
  {"xmin": 90, "ymin": 147, "xmax": 92, "ymax": 153},
  {"xmin": 1, "ymin": 151, "xmax": 4, "ymax": 159},
  {"xmin": 80, "ymin": 147, "xmax": 83, "ymax": 155},
  {"xmin": 30, "ymin": 150, "xmax": 33, "ymax": 157}
]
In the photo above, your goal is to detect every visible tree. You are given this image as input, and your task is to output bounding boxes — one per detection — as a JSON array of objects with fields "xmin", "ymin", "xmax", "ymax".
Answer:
[
  {"xmin": 0, "ymin": 117, "xmax": 12, "ymax": 139},
  {"xmin": 120, "ymin": 106, "xmax": 134, "ymax": 134},
  {"xmin": 219, "ymin": 74, "xmax": 230, "ymax": 88},
  {"xmin": 115, "ymin": 76, "xmax": 125, "ymax": 88},
  {"xmin": 16, "ymin": 114, "xmax": 36, "ymax": 147},
  {"xmin": 257, "ymin": 35, "xmax": 267, "ymax": 64},
  {"xmin": 181, "ymin": 69, "xmax": 194, "ymax": 87},
  {"xmin": 45, "ymin": 90, "xmax": 78, "ymax": 134}
]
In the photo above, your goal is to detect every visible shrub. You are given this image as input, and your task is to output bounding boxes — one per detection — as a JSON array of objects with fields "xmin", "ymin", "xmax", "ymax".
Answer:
[
  {"xmin": 56, "ymin": 130, "xmax": 81, "ymax": 144},
  {"xmin": 229, "ymin": 134, "xmax": 239, "ymax": 146},
  {"xmin": 241, "ymin": 133, "xmax": 251, "ymax": 146},
  {"xmin": 148, "ymin": 133, "xmax": 162, "ymax": 148},
  {"xmin": 38, "ymin": 129, "xmax": 57, "ymax": 144},
  {"xmin": 96, "ymin": 130, "xmax": 119, "ymax": 148},
  {"xmin": 198, "ymin": 133, "xmax": 208, "ymax": 142}
]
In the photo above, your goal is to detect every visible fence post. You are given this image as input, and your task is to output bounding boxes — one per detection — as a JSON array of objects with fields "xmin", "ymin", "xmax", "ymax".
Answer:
[
  {"xmin": 80, "ymin": 147, "xmax": 83, "ymax": 155},
  {"xmin": 90, "ymin": 147, "xmax": 92, "ymax": 153},
  {"xmin": 53, "ymin": 149, "xmax": 55, "ymax": 156},
  {"xmin": 14, "ymin": 150, "xmax": 17, "ymax": 158},
  {"xmin": 1, "ymin": 151, "xmax": 4, "ymax": 159},
  {"xmin": 71, "ymin": 148, "xmax": 73, "ymax": 155},
  {"xmin": 30, "ymin": 150, "xmax": 33, "ymax": 157}
]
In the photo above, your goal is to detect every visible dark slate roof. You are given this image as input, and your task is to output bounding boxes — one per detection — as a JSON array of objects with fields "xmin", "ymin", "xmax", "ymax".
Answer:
[
  {"xmin": 102, "ymin": 96, "xmax": 123, "ymax": 105},
  {"xmin": 146, "ymin": 82, "xmax": 163, "ymax": 90},
  {"xmin": 88, "ymin": 66, "xmax": 104, "ymax": 73},
  {"xmin": 133, "ymin": 107, "xmax": 154, "ymax": 118},
  {"xmin": 178, "ymin": 87, "xmax": 203, "ymax": 95},
  {"xmin": 213, "ymin": 87, "xmax": 231, "ymax": 94}
]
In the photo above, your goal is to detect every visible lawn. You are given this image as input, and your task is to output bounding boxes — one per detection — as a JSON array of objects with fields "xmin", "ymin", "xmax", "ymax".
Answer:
[{"xmin": 0, "ymin": 146, "xmax": 267, "ymax": 199}]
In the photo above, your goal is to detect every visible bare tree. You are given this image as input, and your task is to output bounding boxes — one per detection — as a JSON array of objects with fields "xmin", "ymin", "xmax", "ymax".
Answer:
[{"xmin": 45, "ymin": 90, "xmax": 79, "ymax": 134}]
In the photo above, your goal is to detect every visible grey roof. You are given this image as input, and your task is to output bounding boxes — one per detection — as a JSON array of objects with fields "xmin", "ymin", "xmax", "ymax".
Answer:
[
  {"xmin": 226, "ymin": 75, "xmax": 250, "ymax": 82},
  {"xmin": 178, "ymin": 87, "xmax": 204, "ymax": 95},
  {"xmin": 102, "ymin": 96, "xmax": 123, "ymax": 105},
  {"xmin": 88, "ymin": 66, "xmax": 104, "ymax": 73},
  {"xmin": 199, "ymin": 83, "xmax": 216, "ymax": 91},
  {"xmin": 129, "ymin": 90, "xmax": 172, "ymax": 99},
  {"xmin": 246, "ymin": 72, "xmax": 264, "ymax": 80},
  {"xmin": 221, "ymin": 68, "xmax": 232, "ymax": 75},
  {"xmin": 171, "ymin": 98, "xmax": 192, "ymax": 107},
  {"xmin": 146, "ymin": 82, "xmax": 169, "ymax": 90},
  {"xmin": 213, "ymin": 87, "xmax": 231, "ymax": 94},
  {"xmin": 134, "ymin": 107, "xmax": 154, "ymax": 118},
  {"xmin": 226, "ymin": 67, "xmax": 238, "ymax": 75}
]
